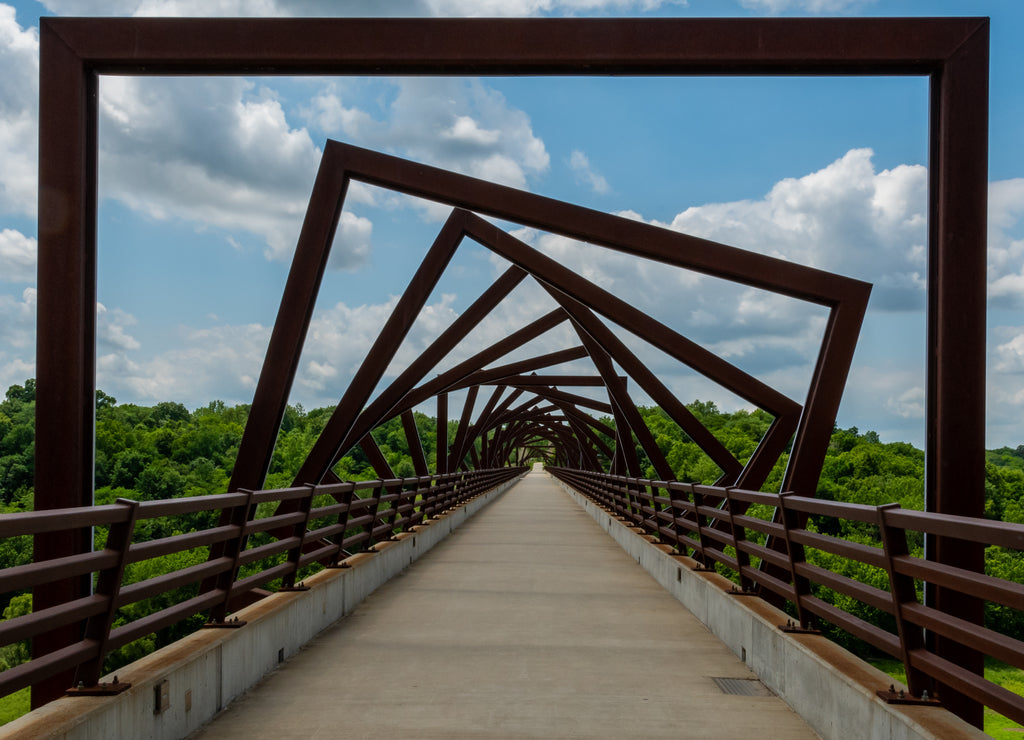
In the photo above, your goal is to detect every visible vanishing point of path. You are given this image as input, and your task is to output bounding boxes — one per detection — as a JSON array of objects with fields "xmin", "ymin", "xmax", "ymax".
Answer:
[{"xmin": 189, "ymin": 468, "xmax": 817, "ymax": 739}]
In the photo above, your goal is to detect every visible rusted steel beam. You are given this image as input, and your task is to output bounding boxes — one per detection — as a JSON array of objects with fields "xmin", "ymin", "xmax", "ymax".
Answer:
[
  {"xmin": 42, "ymin": 17, "xmax": 984, "ymax": 76},
  {"xmin": 510, "ymin": 385, "xmax": 613, "ymax": 415},
  {"xmin": 454, "ymin": 386, "xmax": 505, "ymax": 470},
  {"xmin": 572, "ymin": 325, "xmax": 675, "ymax": 481},
  {"xmin": 392, "ymin": 312, "xmax": 574, "ymax": 415},
  {"xmin": 926, "ymin": 22, "xmax": 990, "ymax": 725},
  {"xmin": 447, "ymin": 386, "xmax": 479, "ymax": 473},
  {"xmin": 477, "ymin": 375, "xmax": 623, "ymax": 387},
  {"xmin": 360, "ymin": 434, "xmax": 395, "ymax": 481},
  {"xmin": 446, "ymin": 348, "xmax": 591, "ymax": 392},
  {"xmin": 325, "ymin": 264, "xmax": 527, "ymax": 473},
  {"xmin": 33, "ymin": 21, "xmax": 98, "ymax": 708},
  {"xmin": 289, "ymin": 210, "xmax": 470, "ymax": 486},
  {"xmin": 230, "ymin": 144, "xmax": 350, "ymax": 494},
  {"xmin": 452, "ymin": 212, "xmax": 802, "ymax": 418},
  {"xmin": 608, "ymin": 400, "xmax": 643, "ymax": 479},
  {"xmin": 401, "ymin": 410, "xmax": 430, "ymax": 477},
  {"xmin": 436, "ymin": 393, "xmax": 448, "ymax": 475},
  {"xmin": 542, "ymin": 287, "xmax": 742, "ymax": 480}
]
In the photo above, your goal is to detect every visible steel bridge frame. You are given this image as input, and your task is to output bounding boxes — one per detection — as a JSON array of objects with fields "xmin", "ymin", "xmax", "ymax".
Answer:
[{"xmin": 34, "ymin": 16, "xmax": 989, "ymax": 723}]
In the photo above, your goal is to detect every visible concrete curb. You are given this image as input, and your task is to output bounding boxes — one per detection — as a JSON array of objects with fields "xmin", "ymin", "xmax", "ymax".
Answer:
[
  {"xmin": 553, "ymin": 477, "xmax": 989, "ymax": 740},
  {"xmin": 0, "ymin": 475, "xmax": 524, "ymax": 740}
]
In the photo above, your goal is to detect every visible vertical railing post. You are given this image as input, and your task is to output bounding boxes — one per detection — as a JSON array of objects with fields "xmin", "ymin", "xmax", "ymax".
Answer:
[
  {"xmin": 384, "ymin": 481, "xmax": 403, "ymax": 539},
  {"xmin": 777, "ymin": 493, "xmax": 815, "ymax": 630},
  {"xmin": 206, "ymin": 489, "xmax": 255, "ymax": 627},
  {"xmin": 280, "ymin": 484, "xmax": 315, "ymax": 591},
  {"xmin": 689, "ymin": 484, "xmax": 715, "ymax": 571},
  {"xmin": 326, "ymin": 483, "xmax": 355, "ymax": 568},
  {"xmin": 69, "ymin": 498, "xmax": 138, "ymax": 692},
  {"xmin": 878, "ymin": 503, "xmax": 929, "ymax": 697},
  {"xmin": 365, "ymin": 482, "xmax": 385, "ymax": 552},
  {"xmin": 724, "ymin": 487, "xmax": 754, "ymax": 593}
]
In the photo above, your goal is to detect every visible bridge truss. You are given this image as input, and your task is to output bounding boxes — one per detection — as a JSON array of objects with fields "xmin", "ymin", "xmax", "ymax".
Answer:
[{"xmin": 18, "ymin": 15, "xmax": 996, "ymax": 727}]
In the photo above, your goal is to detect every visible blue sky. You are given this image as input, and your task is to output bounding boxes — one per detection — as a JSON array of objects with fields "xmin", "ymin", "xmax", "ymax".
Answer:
[{"xmin": 0, "ymin": 0, "xmax": 1022, "ymax": 450}]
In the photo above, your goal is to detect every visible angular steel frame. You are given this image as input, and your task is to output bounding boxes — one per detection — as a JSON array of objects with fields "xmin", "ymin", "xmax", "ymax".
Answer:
[{"xmin": 36, "ymin": 17, "xmax": 988, "ymax": 723}]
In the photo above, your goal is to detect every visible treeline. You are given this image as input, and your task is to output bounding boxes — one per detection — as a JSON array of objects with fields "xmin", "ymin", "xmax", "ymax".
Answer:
[{"xmin": 3, "ymin": 379, "xmax": 1024, "ymax": 661}]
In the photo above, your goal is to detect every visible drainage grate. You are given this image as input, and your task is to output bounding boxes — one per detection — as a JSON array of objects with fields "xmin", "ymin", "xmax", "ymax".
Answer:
[{"xmin": 711, "ymin": 677, "xmax": 774, "ymax": 697}]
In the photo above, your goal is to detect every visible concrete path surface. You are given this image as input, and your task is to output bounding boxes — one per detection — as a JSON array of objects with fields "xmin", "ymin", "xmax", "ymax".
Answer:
[{"xmin": 189, "ymin": 469, "xmax": 817, "ymax": 739}]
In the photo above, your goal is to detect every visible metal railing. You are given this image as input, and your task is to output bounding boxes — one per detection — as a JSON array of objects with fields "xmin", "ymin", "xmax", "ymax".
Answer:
[
  {"xmin": 0, "ymin": 467, "xmax": 525, "ymax": 700},
  {"xmin": 547, "ymin": 466, "xmax": 1024, "ymax": 725}
]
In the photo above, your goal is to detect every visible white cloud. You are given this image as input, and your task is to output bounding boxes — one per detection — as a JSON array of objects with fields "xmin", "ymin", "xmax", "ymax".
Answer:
[
  {"xmin": 91, "ymin": 292, "xmax": 474, "ymax": 407},
  {"xmin": 0, "ymin": 228, "xmax": 36, "ymax": 282},
  {"xmin": 654, "ymin": 148, "xmax": 927, "ymax": 311},
  {"xmin": 885, "ymin": 385, "xmax": 925, "ymax": 420},
  {"xmin": 993, "ymin": 329, "xmax": 1024, "ymax": 374},
  {"xmin": 0, "ymin": 355, "xmax": 34, "ymax": 393},
  {"xmin": 569, "ymin": 150, "xmax": 610, "ymax": 194},
  {"xmin": 0, "ymin": 6, "xmax": 38, "ymax": 217},
  {"xmin": 327, "ymin": 212, "xmax": 373, "ymax": 271},
  {"xmin": 98, "ymin": 322, "xmax": 271, "ymax": 404},
  {"xmin": 98, "ymin": 76, "xmax": 334, "ymax": 263},
  {"xmin": 42, "ymin": 0, "xmax": 684, "ymax": 17},
  {"xmin": 988, "ymin": 179, "xmax": 1024, "ymax": 308},
  {"xmin": 97, "ymin": 303, "xmax": 140, "ymax": 352},
  {"xmin": 0, "ymin": 286, "xmax": 35, "ymax": 350},
  {"xmin": 739, "ymin": 0, "xmax": 875, "ymax": 14},
  {"xmin": 306, "ymin": 79, "xmax": 549, "ymax": 192}
]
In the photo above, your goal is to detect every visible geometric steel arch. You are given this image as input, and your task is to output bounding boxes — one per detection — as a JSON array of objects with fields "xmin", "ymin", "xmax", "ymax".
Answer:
[
  {"xmin": 234, "ymin": 141, "xmax": 870, "ymax": 501},
  {"xmin": 35, "ymin": 16, "xmax": 988, "ymax": 722}
]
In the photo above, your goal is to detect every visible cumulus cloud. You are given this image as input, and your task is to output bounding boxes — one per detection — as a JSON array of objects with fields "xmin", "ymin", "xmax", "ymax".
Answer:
[
  {"xmin": 306, "ymin": 79, "xmax": 550, "ymax": 194},
  {"xmin": 0, "ymin": 6, "xmax": 38, "ymax": 217},
  {"xmin": 988, "ymin": 178, "xmax": 1024, "ymax": 308},
  {"xmin": 97, "ymin": 303, "xmax": 140, "ymax": 352},
  {"xmin": 0, "ymin": 228, "xmax": 35, "ymax": 282},
  {"xmin": 99, "ymin": 76, "xmax": 327, "ymax": 263},
  {"xmin": 98, "ymin": 321, "xmax": 271, "ymax": 404},
  {"xmin": 92, "ymin": 293, "xmax": 475, "ymax": 408},
  {"xmin": 569, "ymin": 150, "xmax": 610, "ymax": 194},
  {"xmin": 639, "ymin": 148, "xmax": 927, "ymax": 311},
  {"xmin": 993, "ymin": 328, "xmax": 1024, "ymax": 375},
  {"xmin": 0, "ymin": 286, "xmax": 35, "ymax": 350}
]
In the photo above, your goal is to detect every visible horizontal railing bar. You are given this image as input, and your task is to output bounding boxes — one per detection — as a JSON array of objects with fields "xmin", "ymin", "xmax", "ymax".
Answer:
[
  {"xmin": 236, "ymin": 537, "xmax": 300, "ymax": 567},
  {"xmin": 893, "ymin": 554, "xmax": 1024, "ymax": 610},
  {"xmin": 126, "ymin": 525, "xmax": 238, "ymax": 563},
  {"xmin": 135, "ymin": 492, "xmax": 249, "ymax": 519},
  {"xmin": 115, "ymin": 558, "xmax": 234, "ymax": 608},
  {"xmin": 230, "ymin": 562, "xmax": 293, "ymax": 597},
  {"xmin": 0, "ymin": 639, "xmax": 98, "ymax": 698},
  {"xmin": 910, "ymin": 650, "xmax": 1024, "ymax": 727},
  {"xmin": 0, "ymin": 595, "xmax": 107, "ymax": 646},
  {"xmin": 901, "ymin": 602, "xmax": 1024, "ymax": 671},
  {"xmin": 0, "ymin": 506, "xmax": 129, "ymax": 537},
  {"xmin": 107, "ymin": 591, "xmax": 223, "ymax": 651},
  {"xmin": 0, "ymin": 550, "xmax": 118, "ymax": 593},
  {"xmin": 789, "ymin": 530, "xmax": 888, "ymax": 569}
]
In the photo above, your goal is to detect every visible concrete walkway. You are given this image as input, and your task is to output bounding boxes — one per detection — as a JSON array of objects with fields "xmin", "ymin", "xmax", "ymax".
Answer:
[{"xmin": 189, "ymin": 469, "xmax": 817, "ymax": 739}]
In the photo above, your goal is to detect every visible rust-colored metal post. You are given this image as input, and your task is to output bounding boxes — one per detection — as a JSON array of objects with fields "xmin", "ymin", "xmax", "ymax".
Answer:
[
  {"xmin": 33, "ymin": 23, "xmax": 98, "ymax": 707},
  {"xmin": 926, "ymin": 22, "xmax": 989, "ymax": 728}
]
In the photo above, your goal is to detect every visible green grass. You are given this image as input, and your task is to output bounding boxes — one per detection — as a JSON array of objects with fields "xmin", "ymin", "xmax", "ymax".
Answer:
[
  {"xmin": 872, "ymin": 657, "xmax": 1024, "ymax": 738},
  {"xmin": 0, "ymin": 687, "xmax": 29, "ymax": 726}
]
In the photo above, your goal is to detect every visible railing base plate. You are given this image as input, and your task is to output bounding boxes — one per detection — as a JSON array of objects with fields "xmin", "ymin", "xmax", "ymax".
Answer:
[
  {"xmin": 203, "ymin": 619, "xmax": 247, "ymax": 629},
  {"xmin": 66, "ymin": 679, "xmax": 131, "ymax": 696},
  {"xmin": 876, "ymin": 688, "xmax": 941, "ymax": 707}
]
